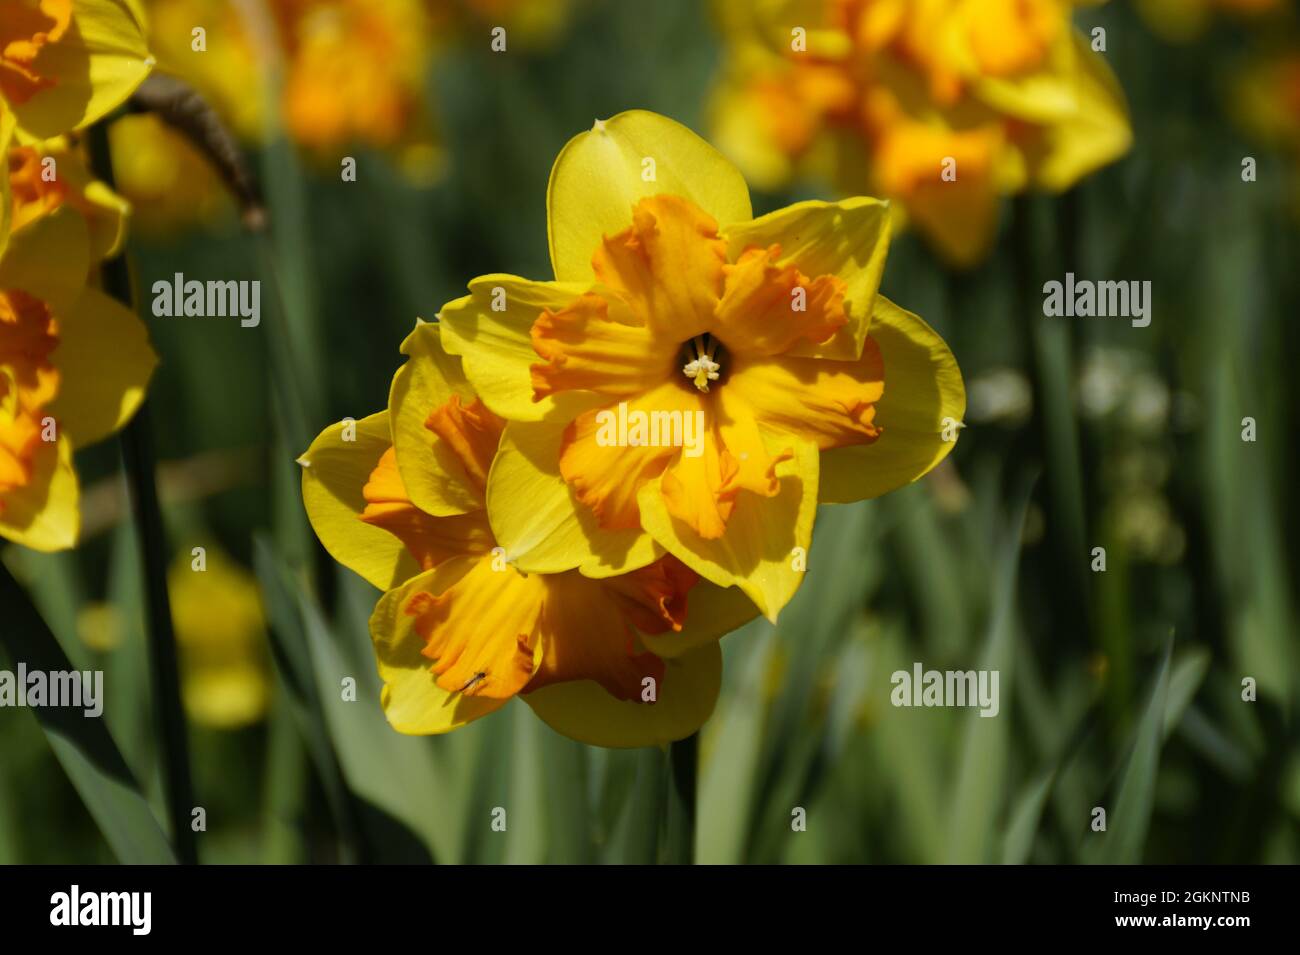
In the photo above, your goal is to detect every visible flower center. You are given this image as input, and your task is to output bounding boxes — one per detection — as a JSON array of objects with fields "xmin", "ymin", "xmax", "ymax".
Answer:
[{"xmin": 681, "ymin": 334, "xmax": 723, "ymax": 393}]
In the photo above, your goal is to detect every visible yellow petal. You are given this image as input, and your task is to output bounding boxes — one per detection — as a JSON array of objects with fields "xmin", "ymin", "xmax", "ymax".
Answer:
[
  {"xmin": 0, "ymin": 106, "xmax": 13, "ymax": 260},
  {"xmin": 0, "ymin": 204, "xmax": 89, "ymax": 314},
  {"xmin": 369, "ymin": 560, "xmax": 510, "ymax": 734},
  {"xmin": 547, "ymin": 110, "xmax": 752, "ymax": 283},
  {"xmin": 47, "ymin": 285, "xmax": 156, "ymax": 449},
  {"xmin": 819, "ymin": 296, "xmax": 965, "ymax": 503},
  {"xmin": 1017, "ymin": 33, "xmax": 1132, "ymax": 193},
  {"xmin": 11, "ymin": 0, "xmax": 154, "ymax": 139},
  {"xmin": 486, "ymin": 418, "xmax": 661, "ymax": 577},
  {"xmin": 387, "ymin": 322, "xmax": 484, "ymax": 516},
  {"xmin": 523, "ymin": 641, "xmax": 723, "ymax": 748},
  {"xmin": 436, "ymin": 274, "xmax": 602, "ymax": 423},
  {"xmin": 299, "ymin": 410, "xmax": 421, "ymax": 591},
  {"xmin": 0, "ymin": 433, "xmax": 79, "ymax": 551},
  {"xmin": 720, "ymin": 196, "xmax": 892, "ymax": 360},
  {"xmin": 640, "ymin": 579, "xmax": 760, "ymax": 659},
  {"xmin": 638, "ymin": 438, "xmax": 818, "ymax": 622}
]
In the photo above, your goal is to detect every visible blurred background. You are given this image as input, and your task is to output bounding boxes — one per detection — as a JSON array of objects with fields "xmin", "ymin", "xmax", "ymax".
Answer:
[{"xmin": 1, "ymin": 0, "xmax": 1298, "ymax": 864}]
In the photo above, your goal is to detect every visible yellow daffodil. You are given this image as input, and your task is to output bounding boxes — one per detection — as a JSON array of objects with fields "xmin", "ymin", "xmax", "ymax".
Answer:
[
  {"xmin": 0, "ymin": 126, "xmax": 157, "ymax": 550},
  {"xmin": 0, "ymin": 0, "xmax": 153, "ymax": 140},
  {"xmin": 107, "ymin": 113, "xmax": 231, "ymax": 236},
  {"xmin": 169, "ymin": 546, "xmax": 272, "ymax": 729},
  {"xmin": 434, "ymin": 110, "xmax": 964, "ymax": 622},
  {"xmin": 146, "ymin": 0, "xmax": 439, "ymax": 162},
  {"xmin": 301, "ymin": 325, "xmax": 757, "ymax": 747},
  {"xmin": 709, "ymin": 0, "xmax": 1132, "ymax": 266}
]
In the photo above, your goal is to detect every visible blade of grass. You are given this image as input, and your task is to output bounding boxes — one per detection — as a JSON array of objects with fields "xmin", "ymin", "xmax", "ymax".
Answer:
[
  {"xmin": 0, "ymin": 565, "xmax": 177, "ymax": 863},
  {"xmin": 945, "ymin": 471, "xmax": 1036, "ymax": 863},
  {"xmin": 1089, "ymin": 634, "xmax": 1175, "ymax": 864}
]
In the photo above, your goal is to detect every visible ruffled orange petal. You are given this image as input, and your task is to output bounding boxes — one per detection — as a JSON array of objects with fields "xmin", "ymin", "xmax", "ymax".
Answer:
[
  {"xmin": 712, "ymin": 245, "xmax": 847, "ymax": 357},
  {"xmin": 530, "ymin": 291, "xmax": 671, "ymax": 399},
  {"xmin": 591, "ymin": 194, "xmax": 726, "ymax": 344},
  {"xmin": 0, "ymin": 0, "xmax": 71, "ymax": 105},
  {"xmin": 401, "ymin": 554, "xmax": 544, "ymax": 700},
  {"xmin": 525, "ymin": 555, "xmax": 698, "ymax": 702},
  {"xmin": 360, "ymin": 446, "xmax": 494, "ymax": 570},
  {"xmin": 423, "ymin": 393, "xmax": 504, "ymax": 500},
  {"xmin": 724, "ymin": 338, "xmax": 885, "ymax": 451},
  {"xmin": 557, "ymin": 380, "xmax": 702, "ymax": 530}
]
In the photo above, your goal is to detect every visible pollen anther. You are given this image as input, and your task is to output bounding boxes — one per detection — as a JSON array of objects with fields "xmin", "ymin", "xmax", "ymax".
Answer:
[{"xmin": 682, "ymin": 335, "xmax": 721, "ymax": 392}]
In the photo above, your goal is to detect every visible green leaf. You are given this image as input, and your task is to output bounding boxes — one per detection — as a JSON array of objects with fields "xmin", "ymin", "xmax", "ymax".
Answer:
[
  {"xmin": 0, "ymin": 565, "xmax": 176, "ymax": 864},
  {"xmin": 1090, "ymin": 635, "xmax": 1175, "ymax": 865}
]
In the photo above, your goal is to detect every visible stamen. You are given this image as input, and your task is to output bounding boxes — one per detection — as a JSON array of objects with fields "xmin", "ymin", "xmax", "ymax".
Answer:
[{"xmin": 682, "ymin": 334, "xmax": 721, "ymax": 392}]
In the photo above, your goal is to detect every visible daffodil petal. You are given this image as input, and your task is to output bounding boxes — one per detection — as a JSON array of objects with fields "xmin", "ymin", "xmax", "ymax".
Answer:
[
  {"xmin": 1017, "ymin": 33, "xmax": 1132, "ymax": 193},
  {"xmin": 526, "ymin": 565, "xmax": 688, "ymax": 701},
  {"xmin": 0, "ymin": 433, "xmax": 79, "ymax": 551},
  {"xmin": 0, "ymin": 205, "xmax": 89, "ymax": 314},
  {"xmin": 720, "ymin": 196, "xmax": 892, "ymax": 360},
  {"xmin": 359, "ymin": 447, "xmax": 494, "ymax": 571},
  {"xmin": 523, "ymin": 641, "xmax": 722, "ymax": 748},
  {"xmin": 370, "ymin": 560, "xmax": 510, "ymax": 734},
  {"xmin": 299, "ymin": 410, "xmax": 421, "ymax": 591},
  {"xmin": 558, "ymin": 381, "xmax": 700, "ymax": 532},
  {"xmin": 436, "ymin": 275, "xmax": 601, "ymax": 423},
  {"xmin": 46, "ymin": 285, "xmax": 155, "ymax": 449},
  {"xmin": 388, "ymin": 322, "xmax": 484, "ymax": 516},
  {"xmin": 638, "ymin": 438, "xmax": 818, "ymax": 622},
  {"xmin": 640, "ymin": 579, "xmax": 760, "ymax": 659},
  {"xmin": 547, "ymin": 109, "xmax": 752, "ymax": 283},
  {"xmin": 486, "ymin": 419, "xmax": 661, "ymax": 578},
  {"xmin": 12, "ymin": 0, "xmax": 154, "ymax": 139},
  {"xmin": 819, "ymin": 296, "xmax": 965, "ymax": 503},
  {"xmin": 0, "ymin": 107, "xmax": 13, "ymax": 261}
]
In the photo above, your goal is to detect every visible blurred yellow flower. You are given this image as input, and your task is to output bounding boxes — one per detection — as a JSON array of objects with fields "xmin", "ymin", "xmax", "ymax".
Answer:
[
  {"xmin": 300, "ymin": 326, "xmax": 750, "ymax": 747},
  {"xmin": 108, "ymin": 112, "xmax": 231, "ymax": 236},
  {"xmin": 0, "ymin": 126, "xmax": 157, "ymax": 551},
  {"xmin": 437, "ymin": 110, "xmax": 964, "ymax": 620},
  {"xmin": 169, "ymin": 546, "xmax": 272, "ymax": 729},
  {"xmin": 710, "ymin": 0, "xmax": 1132, "ymax": 265},
  {"xmin": 0, "ymin": 0, "xmax": 153, "ymax": 139}
]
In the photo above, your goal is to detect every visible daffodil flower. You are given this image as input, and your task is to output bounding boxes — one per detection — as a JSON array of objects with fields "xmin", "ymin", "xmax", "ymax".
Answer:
[
  {"xmin": 300, "ymin": 326, "xmax": 757, "ymax": 747},
  {"xmin": 0, "ymin": 0, "xmax": 153, "ymax": 140},
  {"xmin": 435, "ymin": 110, "xmax": 965, "ymax": 621},
  {"xmin": 0, "ymin": 121, "xmax": 157, "ymax": 550},
  {"xmin": 709, "ymin": 0, "xmax": 1132, "ymax": 265},
  {"xmin": 168, "ymin": 546, "xmax": 272, "ymax": 730}
]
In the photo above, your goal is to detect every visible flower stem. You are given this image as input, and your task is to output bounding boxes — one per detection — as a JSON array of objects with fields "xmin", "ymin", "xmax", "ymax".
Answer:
[
  {"xmin": 87, "ymin": 122, "xmax": 198, "ymax": 865},
  {"xmin": 665, "ymin": 732, "xmax": 698, "ymax": 864}
]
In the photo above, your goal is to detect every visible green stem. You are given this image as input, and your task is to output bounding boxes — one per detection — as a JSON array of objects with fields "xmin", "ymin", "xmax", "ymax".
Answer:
[
  {"xmin": 665, "ymin": 732, "xmax": 698, "ymax": 864},
  {"xmin": 88, "ymin": 122, "xmax": 198, "ymax": 865}
]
